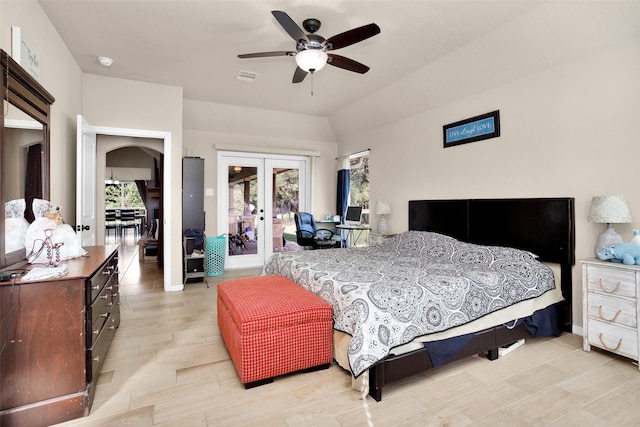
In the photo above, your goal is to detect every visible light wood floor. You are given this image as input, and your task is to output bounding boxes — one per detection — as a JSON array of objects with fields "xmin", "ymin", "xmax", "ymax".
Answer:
[{"xmin": 54, "ymin": 244, "xmax": 640, "ymax": 426}]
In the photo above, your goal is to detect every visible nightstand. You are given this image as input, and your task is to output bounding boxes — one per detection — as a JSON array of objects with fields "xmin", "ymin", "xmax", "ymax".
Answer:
[
  {"xmin": 369, "ymin": 232, "xmax": 397, "ymax": 246},
  {"xmin": 581, "ymin": 258, "xmax": 640, "ymax": 369}
]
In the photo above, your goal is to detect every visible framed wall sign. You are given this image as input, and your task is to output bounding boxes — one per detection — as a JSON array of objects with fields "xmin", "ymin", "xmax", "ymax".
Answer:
[
  {"xmin": 443, "ymin": 110, "xmax": 500, "ymax": 148},
  {"xmin": 11, "ymin": 26, "xmax": 41, "ymax": 81}
]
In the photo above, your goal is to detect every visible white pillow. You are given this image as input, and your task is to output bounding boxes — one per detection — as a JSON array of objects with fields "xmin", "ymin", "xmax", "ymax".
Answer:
[{"xmin": 5, "ymin": 198, "xmax": 26, "ymax": 218}]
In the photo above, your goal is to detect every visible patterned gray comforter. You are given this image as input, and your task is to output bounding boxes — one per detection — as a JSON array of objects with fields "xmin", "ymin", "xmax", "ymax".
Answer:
[{"xmin": 262, "ymin": 231, "xmax": 556, "ymax": 377}]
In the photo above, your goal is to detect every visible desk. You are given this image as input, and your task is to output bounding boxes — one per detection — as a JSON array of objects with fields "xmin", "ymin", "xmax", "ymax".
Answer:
[
  {"xmin": 315, "ymin": 220, "xmax": 338, "ymax": 233},
  {"xmin": 336, "ymin": 224, "xmax": 371, "ymax": 247}
]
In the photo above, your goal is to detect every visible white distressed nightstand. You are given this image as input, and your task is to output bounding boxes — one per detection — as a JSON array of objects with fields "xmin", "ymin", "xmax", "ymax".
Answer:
[
  {"xmin": 581, "ymin": 258, "xmax": 640, "ymax": 369},
  {"xmin": 369, "ymin": 232, "xmax": 397, "ymax": 246}
]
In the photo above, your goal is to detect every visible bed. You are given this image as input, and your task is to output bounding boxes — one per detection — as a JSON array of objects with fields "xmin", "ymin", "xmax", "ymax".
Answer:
[{"xmin": 263, "ymin": 198, "xmax": 575, "ymax": 401}]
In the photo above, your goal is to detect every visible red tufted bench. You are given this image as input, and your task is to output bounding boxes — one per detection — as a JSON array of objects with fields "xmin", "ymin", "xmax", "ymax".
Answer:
[{"xmin": 217, "ymin": 275, "xmax": 333, "ymax": 388}]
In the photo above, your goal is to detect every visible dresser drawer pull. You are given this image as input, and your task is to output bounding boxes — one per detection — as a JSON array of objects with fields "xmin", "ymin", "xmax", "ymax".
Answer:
[
  {"xmin": 91, "ymin": 284, "xmax": 100, "ymax": 291},
  {"xmin": 100, "ymin": 295, "xmax": 109, "ymax": 300},
  {"xmin": 598, "ymin": 279, "xmax": 621, "ymax": 294},
  {"xmin": 100, "ymin": 313, "xmax": 108, "ymax": 318},
  {"xmin": 598, "ymin": 305, "xmax": 622, "ymax": 323},
  {"xmin": 598, "ymin": 333, "xmax": 622, "ymax": 351},
  {"xmin": 93, "ymin": 329, "xmax": 99, "ymax": 335},
  {"xmin": 93, "ymin": 356, "xmax": 100, "ymax": 362}
]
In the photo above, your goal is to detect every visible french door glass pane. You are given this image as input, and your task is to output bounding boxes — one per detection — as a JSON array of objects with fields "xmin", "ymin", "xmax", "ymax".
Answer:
[
  {"xmin": 227, "ymin": 165, "xmax": 257, "ymax": 257},
  {"xmin": 273, "ymin": 167, "xmax": 299, "ymax": 254}
]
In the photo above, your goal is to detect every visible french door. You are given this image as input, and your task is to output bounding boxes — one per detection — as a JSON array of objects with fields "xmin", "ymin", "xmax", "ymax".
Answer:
[{"xmin": 217, "ymin": 152, "xmax": 308, "ymax": 269}]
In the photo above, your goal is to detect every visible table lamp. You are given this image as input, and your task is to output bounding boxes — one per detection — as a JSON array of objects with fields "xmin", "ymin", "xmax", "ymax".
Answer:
[
  {"xmin": 376, "ymin": 201, "xmax": 391, "ymax": 234},
  {"xmin": 588, "ymin": 195, "xmax": 632, "ymax": 256}
]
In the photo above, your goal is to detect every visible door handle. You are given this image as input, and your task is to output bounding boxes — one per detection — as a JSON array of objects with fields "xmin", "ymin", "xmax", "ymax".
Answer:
[{"xmin": 75, "ymin": 225, "xmax": 91, "ymax": 231}]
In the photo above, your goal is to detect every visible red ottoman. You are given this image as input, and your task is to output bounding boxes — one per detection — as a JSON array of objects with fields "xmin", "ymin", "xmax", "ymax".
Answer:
[{"xmin": 217, "ymin": 275, "xmax": 333, "ymax": 388}]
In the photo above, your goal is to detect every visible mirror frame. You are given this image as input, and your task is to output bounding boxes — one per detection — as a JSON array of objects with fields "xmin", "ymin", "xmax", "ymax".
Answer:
[{"xmin": 1, "ymin": 49, "xmax": 55, "ymax": 269}]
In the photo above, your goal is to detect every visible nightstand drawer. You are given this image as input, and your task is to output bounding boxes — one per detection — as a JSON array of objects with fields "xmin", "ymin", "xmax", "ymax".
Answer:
[
  {"xmin": 586, "ymin": 292, "xmax": 637, "ymax": 328},
  {"xmin": 586, "ymin": 265, "xmax": 637, "ymax": 299},
  {"xmin": 587, "ymin": 319, "xmax": 638, "ymax": 360}
]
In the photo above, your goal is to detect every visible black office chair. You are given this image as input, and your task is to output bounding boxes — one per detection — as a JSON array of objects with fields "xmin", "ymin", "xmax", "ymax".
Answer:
[{"xmin": 294, "ymin": 212, "xmax": 341, "ymax": 250}]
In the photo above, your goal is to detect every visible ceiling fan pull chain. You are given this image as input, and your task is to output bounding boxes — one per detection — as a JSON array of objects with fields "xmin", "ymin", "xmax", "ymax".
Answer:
[{"xmin": 311, "ymin": 71, "xmax": 314, "ymax": 96}]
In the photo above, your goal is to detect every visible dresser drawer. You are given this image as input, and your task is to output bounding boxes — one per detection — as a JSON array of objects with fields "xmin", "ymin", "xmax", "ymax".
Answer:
[
  {"xmin": 111, "ymin": 292, "xmax": 121, "ymax": 329},
  {"xmin": 87, "ymin": 314, "xmax": 117, "ymax": 382},
  {"xmin": 587, "ymin": 318, "xmax": 639, "ymax": 360},
  {"xmin": 586, "ymin": 291, "xmax": 637, "ymax": 328},
  {"xmin": 88, "ymin": 291, "xmax": 109, "ymax": 343},
  {"xmin": 586, "ymin": 265, "xmax": 637, "ymax": 299},
  {"xmin": 87, "ymin": 256, "xmax": 118, "ymax": 304}
]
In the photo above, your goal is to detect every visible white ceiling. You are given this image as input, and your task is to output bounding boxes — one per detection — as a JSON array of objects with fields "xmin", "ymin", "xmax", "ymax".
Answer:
[{"xmin": 37, "ymin": 1, "xmax": 639, "ymax": 120}]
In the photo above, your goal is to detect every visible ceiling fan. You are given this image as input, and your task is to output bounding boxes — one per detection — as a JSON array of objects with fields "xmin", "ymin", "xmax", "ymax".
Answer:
[{"xmin": 238, "ymin": 10, "xmax": 381, "ymax": 83}]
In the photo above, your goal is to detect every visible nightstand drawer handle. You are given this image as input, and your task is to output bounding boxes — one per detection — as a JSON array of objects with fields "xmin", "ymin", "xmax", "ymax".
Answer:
[
  {"xmin": 598, "ymin": 279, "xmax": 621, "ymax": 294},
  {"xmin": 598, "ymin": 333, "xmax": 622, "ymax": 351},
  {"xmin": 598, "ymin": 305, "xmax": 621, "ymax": 323}
]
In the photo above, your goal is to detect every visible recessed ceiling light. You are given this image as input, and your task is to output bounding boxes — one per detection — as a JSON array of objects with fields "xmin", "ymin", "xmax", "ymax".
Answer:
[{"xmin": 98, "ymin": 56, "xmax": 113, "ymax": 67}]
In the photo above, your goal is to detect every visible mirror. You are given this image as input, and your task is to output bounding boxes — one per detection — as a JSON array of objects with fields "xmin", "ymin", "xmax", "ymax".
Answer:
[{"xmin": 1, "ymin": 49, "xmax": 55, "ymax": 269}]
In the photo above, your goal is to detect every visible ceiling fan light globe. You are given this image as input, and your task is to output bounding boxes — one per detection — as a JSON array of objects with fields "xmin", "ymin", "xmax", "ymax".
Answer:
[{"xmin": 295, "ymin": 49, "xmax": 328, "ymax": 72}]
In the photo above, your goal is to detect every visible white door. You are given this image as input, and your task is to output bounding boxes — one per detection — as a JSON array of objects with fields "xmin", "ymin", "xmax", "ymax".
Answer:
[
  {"xmin": 218, "ymin": 153, "xmax": 308, "ymax": 269},
  {"xmin": 76, "ymin": 115, "xmax": 97, "ymax": 246}
]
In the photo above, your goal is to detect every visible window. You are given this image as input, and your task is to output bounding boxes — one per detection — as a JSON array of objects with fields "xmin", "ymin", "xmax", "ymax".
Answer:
[
  {"xmin": 349, "ymin": 154, "xmax": 369, "ymax": 224},
  {"xmin": 105, "ymin": 182, "xmax": 144, "ymax": 209}
]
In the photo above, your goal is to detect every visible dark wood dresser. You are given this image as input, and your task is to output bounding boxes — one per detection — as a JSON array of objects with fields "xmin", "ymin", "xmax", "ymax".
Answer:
[{"xmin": 0, "ymin": 245, "xmax": 120, "ymax": 426}]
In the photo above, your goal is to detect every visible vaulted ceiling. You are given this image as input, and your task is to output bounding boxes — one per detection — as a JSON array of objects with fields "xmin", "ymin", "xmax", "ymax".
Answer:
[{"xmin": 39, "ymin": 1, "xmax": 640, "ymax": 122}]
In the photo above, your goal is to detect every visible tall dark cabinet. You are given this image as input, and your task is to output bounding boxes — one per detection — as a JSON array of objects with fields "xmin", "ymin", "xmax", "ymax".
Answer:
[
  {"xmin": 182, "ymin": 156, "xmax": 205, "ymax": 232},
  {"xmin": 182, "ymin": 157, "xmax": 206, "ymax": 284}
]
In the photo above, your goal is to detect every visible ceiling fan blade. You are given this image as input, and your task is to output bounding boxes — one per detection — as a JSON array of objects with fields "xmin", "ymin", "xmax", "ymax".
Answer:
[
  {"xmin": 292, "ymin": 66, "xmax": 308, "ymax": 83},
  {"xmin": 327, "ymin": 54, "xmax": 370, "ymax": 74},
  {"xmin": 272, "ymin": 10, "xmax": 308, "ymax": 43},
  {"xmin": 325, "ymin": 23, "xmax": 380, "ymax": 50},
  {"xmin": 238, "ymin": 51, "xmax": 295, "ymax": 59}
]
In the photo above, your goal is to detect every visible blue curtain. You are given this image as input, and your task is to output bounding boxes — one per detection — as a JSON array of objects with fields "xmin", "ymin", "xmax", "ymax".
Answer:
[
  {"xmin": 336, "ymin": 157, "xmax": 351, "ymax": 252},
  {"xmin": 336, "ymin": 158, "xmax": 350, "ymax": 246},
  {"xmin": 336, "ymin": 158, "xmax": 350, "ymax": 223}
]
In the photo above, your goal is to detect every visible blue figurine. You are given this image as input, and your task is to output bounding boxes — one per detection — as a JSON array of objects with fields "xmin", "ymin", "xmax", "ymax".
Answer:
[{"xmin": 597, "ymin": 243, "xmax": 640, "ymax": 265}]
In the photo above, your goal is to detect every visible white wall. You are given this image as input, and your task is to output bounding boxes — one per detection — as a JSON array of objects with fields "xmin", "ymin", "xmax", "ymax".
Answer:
[
  {"xmin": 1, "ymin": 0, "xmax": 83, "ymax": 220},
  {"xmin": 182, "ymin": 99, "xmax": 339, "ymax": 237},
  {"xmin": 82, "ymin": 74, "xmax": 183, "ymax": 288},
  {"xmin": 333, "ymin": 14, "xmax": 640, "ymax": 329}
]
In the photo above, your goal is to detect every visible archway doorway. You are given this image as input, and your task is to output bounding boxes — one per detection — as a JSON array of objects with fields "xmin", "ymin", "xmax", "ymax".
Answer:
[{"xmin": 104, "ymin": 145, "xmax": 162, "ymax": 252}]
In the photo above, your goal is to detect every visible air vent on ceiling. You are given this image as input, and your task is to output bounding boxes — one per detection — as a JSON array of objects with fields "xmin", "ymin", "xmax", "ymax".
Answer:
[{"xmin": 236, "ymin": 70, "xmax": 260, "ymax": 81}]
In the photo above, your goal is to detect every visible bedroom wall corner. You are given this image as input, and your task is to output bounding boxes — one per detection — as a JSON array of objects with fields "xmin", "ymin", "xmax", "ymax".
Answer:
[{"xmin": 335, "ymin": 34, "xmax": 640, "ymax": 333}]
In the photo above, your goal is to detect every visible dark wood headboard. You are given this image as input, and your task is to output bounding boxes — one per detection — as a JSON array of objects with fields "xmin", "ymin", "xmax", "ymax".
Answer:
[{"xmin": 408, "ymin": 198, "xmax": 575, "ymax": 331}]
